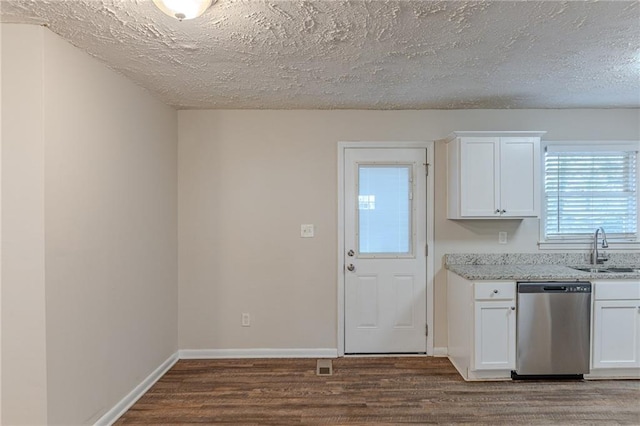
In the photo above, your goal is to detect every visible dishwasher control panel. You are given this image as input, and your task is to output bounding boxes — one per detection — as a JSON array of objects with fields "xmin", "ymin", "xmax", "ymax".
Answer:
[
  {"xmin": 518, "ymin": 282, "xmax": 591, "ymax": 293},
  {"xmin": 569, "ymin": 285, "xmax": 591, "ymax": 292}
]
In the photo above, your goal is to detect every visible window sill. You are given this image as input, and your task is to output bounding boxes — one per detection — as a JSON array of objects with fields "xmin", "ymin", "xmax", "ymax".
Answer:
[{"xmin": 538, "ymin": 241, "xmax": 640, "ymax": 251}]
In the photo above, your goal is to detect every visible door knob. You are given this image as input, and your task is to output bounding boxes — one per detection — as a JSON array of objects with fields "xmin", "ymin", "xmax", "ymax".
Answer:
[{"xmin": 346, "ymin": 264, "xmax": 355, "ymax": 272}]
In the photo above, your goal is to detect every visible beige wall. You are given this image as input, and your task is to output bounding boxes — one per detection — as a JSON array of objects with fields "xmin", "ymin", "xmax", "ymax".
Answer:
[
  {"xmin": 1, "ymin": 24, "xmax": 179, "ymax": 425},
  {"xmin": 178, "ymin": 109, "xmax": 640, "ymax": 350},
  {"xmin": 42, "ymin": 29, "xmax": 179, "ymax": 425},
  {"xmin": 1, "ymin": 24, "xmax": 48, "ymax": 425},
  {"xmin": 0, "ymin": 20, "xmax": 3, "ymax": 423}
]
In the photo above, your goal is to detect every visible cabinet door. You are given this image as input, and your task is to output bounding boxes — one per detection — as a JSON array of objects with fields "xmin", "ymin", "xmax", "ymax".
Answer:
[
  {"xmin": 499, "ymin": 138, "xmax": 540, "ymax": 217},
  {"xmin": 473, "ymin": 301, "xmax": 516, "ymax": 370},
  {"xmin": 460, "ymin": 138, "xmax": 499, "ymax": 217},
  {"xmin": 592, "ymin": 300, "xmax": 640, "ymax": 369}
]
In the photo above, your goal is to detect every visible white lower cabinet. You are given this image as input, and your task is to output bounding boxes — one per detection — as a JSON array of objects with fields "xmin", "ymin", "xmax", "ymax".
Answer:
[
  {"xmin": 474, "ymin": 301, "xmax": 516, "ymax": 370},
  {"xmin": 447, "ymin": 272, "xmax": 515, "ymax": 380},
  {"xmin": 448, "ymin": 275, "xmax": 640, "ymax": 381},
  {"xmin": 590, "ymin": 280, "xmax": 640, "ymax": 378}
]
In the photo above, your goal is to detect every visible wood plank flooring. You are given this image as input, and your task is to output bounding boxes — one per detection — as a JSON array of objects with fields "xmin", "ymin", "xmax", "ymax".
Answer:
[{"xmin": 116, "ymin": 357, "xmax": 640, "ymax": 425}]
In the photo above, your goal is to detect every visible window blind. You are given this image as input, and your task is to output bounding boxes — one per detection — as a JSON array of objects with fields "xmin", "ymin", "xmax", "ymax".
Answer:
[{"xmin": 544, "ymin": 147, "xmax": 638, "ymax": 240}]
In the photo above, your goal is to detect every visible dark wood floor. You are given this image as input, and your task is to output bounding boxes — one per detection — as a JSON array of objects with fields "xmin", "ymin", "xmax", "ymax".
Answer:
[{"xmin": 116, "ymin": 357, "xmax": 640, "ymax": 425}]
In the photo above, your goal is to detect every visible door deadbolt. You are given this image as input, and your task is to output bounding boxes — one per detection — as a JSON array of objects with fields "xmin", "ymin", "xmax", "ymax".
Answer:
[
  {"xmin": 347, "ymin": 249, "xmax": 355, "ymax": 257},
  {"xmin": 346, "ymin": 264, "xmax": 355, "ymax": 272}
]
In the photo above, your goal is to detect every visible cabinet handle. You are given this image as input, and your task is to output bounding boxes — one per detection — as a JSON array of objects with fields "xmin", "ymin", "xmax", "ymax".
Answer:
[
  {"xmin": 511, "ymin": 306, "xmax": 516, "ymax": 310},
  {"xmin": 495, "ymin": 209, "xmax": 500, "ymax": 214},
  {"xmin": 501, "ymin": 209, "xmax": 507, "ymax": 214},
  {"xmin": 493, "ymin": 289, "xmax": 499, "ymax": 294}
]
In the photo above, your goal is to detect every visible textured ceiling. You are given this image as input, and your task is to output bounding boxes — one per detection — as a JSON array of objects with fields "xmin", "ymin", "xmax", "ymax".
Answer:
[{"xmin": 1, "ymin": 0, "xmax": 639, "ymax": 109}]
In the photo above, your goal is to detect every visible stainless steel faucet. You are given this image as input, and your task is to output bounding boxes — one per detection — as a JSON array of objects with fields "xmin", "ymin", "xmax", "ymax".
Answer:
[{"xmin": 591, "ymin": 227, "xmax": 609, "ymax": 265}]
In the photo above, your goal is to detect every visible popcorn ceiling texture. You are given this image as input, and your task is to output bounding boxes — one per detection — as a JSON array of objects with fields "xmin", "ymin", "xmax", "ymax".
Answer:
[{"xmin": 1, "ymin": 0, "xmax": 639, "ymax": 109}]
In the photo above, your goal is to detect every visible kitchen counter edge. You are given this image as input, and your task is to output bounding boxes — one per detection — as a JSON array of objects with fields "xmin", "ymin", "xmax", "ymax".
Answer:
[{"xmin": 445, "ymin": 264, "xmax": 640, "ymax": 281}]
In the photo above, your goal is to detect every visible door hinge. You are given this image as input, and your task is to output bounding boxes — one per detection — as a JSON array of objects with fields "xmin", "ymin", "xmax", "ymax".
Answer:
[
  {"xmin": 426, "ymin": 324, "xmax": 429, "ymax": 337},
  {"xmin": 425, "ymin": 244, "xmax": 428, "ymax": 257},
  {"xmin": 423, "ymin": 162, "xmax": 430, "ymax": 176}
]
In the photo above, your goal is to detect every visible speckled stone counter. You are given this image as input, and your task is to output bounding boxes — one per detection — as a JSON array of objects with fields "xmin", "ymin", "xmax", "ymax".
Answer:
[{"xmin": 445, "ymin": 253, "xmax": 640, "ymax": 281}]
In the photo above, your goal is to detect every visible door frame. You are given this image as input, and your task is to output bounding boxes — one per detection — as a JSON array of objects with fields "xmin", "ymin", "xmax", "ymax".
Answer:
[{"xmin": 337, "ymin": 141, "xmax": 435, "ymax": 356}]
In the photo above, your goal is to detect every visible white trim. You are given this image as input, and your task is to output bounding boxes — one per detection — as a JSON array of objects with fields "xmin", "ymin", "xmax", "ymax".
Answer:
[
  {"xmin": 432, "ymin": 347, "xmax": 448, "ymax": 357},
  {"xmin": 179, "ymin": 348, "xmax": 338, "ymax": 359},
  {"xmin": 337, "ymin": 143, "xmax": 345, "ymax": 356},
  {"xmin": 544, "ymin": 140, "xmax": 639, "ymax": 153},
  {"xmin": 441, "ymin": 131, "xmax": 547, "ymax": 143},
  {"xmin": 538, "ymin": 241, "xmax": 640, "ymax": 251},
  {"xmin": 94, "ymin": 352, "xmax": 179, "ymax": 426},
  {"xmin": 586, "ymin": 368, "xmax": 640, "ymax": 380},
  {"xmin": 425, "ymin": 143, "xmax": 435, "ymax": 356},
  {"xmin": 337, "ymin": 141, "xmax": 436, "ymax": 357}
]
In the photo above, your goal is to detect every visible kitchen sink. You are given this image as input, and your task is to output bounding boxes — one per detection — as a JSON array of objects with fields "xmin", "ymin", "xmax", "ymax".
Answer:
[
  {"xmin": 569, "ymin": 266, "xmax": 640, "ymax": 273},
  {"xmin": 605, "ymin": 267, "xmax": 640, "ymax": 273},
  {"xmin": 570, "ymin": 267, "xmax": 611, "ymax": 273}
]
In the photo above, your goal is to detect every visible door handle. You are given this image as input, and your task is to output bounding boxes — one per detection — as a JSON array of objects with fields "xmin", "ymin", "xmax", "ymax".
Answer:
[{"xmin": 346, "ymin": 264, "xmax": 355, "ymax": 272}]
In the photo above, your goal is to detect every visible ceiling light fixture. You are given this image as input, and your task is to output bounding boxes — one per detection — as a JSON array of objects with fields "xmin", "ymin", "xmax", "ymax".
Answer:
[{"xmin": 152, "ymin": 0, "xmax": 216, "ymax": 21}]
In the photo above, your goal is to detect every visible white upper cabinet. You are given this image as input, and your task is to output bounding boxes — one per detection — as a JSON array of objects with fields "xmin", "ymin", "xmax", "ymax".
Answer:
[{"xmin": 445, "ymin": 131, "xmax": 545, "ymax": 219}]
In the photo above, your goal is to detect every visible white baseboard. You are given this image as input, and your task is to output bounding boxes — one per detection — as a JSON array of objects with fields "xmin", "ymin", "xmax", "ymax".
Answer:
[
  {"xmin": 432, "ymin": 347, "xmax": 448, "ymax": 357},
  {"xmin": 179, "ymin": 348, "xmax": 338, "ymax": 359},
  {"xmin": 94, "ymin": 351, "xmax": 179, "ymax": 426}
]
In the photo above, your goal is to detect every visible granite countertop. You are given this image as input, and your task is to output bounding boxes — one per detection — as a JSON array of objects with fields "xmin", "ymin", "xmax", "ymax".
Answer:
[
  {"xmin": 445, "ymin": 263, "xmax": 640, "ymax": 281},
  {"xmin": 444, "ymin": 253, "xmax": 640, "ymax": 281}
]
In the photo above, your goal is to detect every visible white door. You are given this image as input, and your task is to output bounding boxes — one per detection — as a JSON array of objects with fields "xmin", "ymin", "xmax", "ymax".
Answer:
[
  {"xmin": 592, "ymin": 300, "xmax": 640, "ymax": 369},
  {"xmin": 499, "ymin": 137, "xmax": 540, "ymax": 217},
  {"xmin": 460, "ymin": 138, "xmax": 499, "ymax": 217},
  {"xmin": 344, "ymin": 148, "xmax": 427, "ymax": 353},
  {"xmin": 473, "ymin": 301, "xmax": 516, "ymax": 370}
]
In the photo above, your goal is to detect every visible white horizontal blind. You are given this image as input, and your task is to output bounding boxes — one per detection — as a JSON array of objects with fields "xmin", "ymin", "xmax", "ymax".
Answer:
[{"xmin": 544, "ymin": 147, "xmax": 638, "ymax": 240}]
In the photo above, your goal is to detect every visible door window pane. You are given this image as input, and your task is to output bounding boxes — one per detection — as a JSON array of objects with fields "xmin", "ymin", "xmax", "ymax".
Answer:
[{"xmin": 358, "ymin": 165, "xmax": 412, "ymax": 254}]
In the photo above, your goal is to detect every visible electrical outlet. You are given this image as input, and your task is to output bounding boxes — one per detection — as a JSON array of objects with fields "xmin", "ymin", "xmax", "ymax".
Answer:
[
  {"xmin": 301, "ymin": 224, "xmax": 315, "ymax": 238},
  {"xmin": 498, "ymin": 231, "xmax": 508, "ymax": 244},
  {"xmin": 241, "ymin": 313, "xmax": 250, "ymax": 327}
]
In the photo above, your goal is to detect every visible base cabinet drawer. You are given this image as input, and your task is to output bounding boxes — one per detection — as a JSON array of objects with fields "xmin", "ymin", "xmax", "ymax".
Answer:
[
  {"xmin": 474, "ymin": 281, "xmax": 516, "ymax": 301},
  {"xmin": 595, "ymin": 281, "xmax": 640, "ymax": 300}
]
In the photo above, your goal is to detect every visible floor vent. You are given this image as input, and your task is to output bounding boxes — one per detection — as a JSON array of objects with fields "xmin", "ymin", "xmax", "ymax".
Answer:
[{"xmin": 316, "ymin": 359, "xmax": 333, "ymax": 376}]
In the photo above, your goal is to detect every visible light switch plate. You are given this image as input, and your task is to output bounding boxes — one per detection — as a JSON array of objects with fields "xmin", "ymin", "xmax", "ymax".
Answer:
[{"xmin": 301, "ymin": 224, "xmax": 315, "ymax": 238}]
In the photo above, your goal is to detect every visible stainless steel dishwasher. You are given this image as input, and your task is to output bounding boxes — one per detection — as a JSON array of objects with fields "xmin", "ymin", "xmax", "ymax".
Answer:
[{"xmin": 514, "ymin": 282, "xmax": 591, "ymax": 378}]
